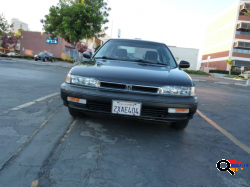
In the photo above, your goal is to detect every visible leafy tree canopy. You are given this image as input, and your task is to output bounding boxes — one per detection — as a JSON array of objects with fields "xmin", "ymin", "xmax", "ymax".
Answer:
[
  {"xmin": 0, "ymin": 14, "xmax": 13, "ymax": 36},
  {"xmin": 41, "ymin": 0, "xmax": 110, "ymax": 62},
  {"xmin": 14, "ymin": 28, "xmax": 23, "ymax": 39},
  {"xmin": 226, "ymin": 57, "xmax": 234, "ymax": 67},
  {"xmin": 225, "ymin": 57, "xmax": 234, "ymax": 75}
]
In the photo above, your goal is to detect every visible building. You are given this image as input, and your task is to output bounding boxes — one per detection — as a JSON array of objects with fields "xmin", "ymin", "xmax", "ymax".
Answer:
[
  {"xmin": 11, "ymin": 18, "xmax": 30, "ymax": 33},
  {"xmin": 168, "ymin": 46, "xmax": 199, "ymax": 70},
  {"xmin": 199, "ymin": 0, "xmax": 250, "ymax": 71},
  {"xmin": 20, "ymin": 31, "xmax": 111, "ymax": 58}
]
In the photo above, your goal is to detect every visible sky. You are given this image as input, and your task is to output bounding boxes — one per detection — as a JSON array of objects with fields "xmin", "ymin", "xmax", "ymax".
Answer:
[{"xmin": 0, "ymin": 0, "xmax": 239, "ymax": 49}]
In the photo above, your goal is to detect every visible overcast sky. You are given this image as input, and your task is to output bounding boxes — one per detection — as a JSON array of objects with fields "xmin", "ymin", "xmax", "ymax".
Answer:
[{"xmin": 0, "ymin": 0, "xmax": 239, "ymax": 49}]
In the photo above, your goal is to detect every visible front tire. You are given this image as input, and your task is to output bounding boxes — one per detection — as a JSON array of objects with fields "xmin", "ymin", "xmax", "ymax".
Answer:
[
  {"xmin": 51, "ymin": 58, "xmax": 54, "ymax": 62},
  {"xmin": 43, "ymin": 58, "xmax": 47, "ymax": 62},
  {"xmin": 171, "ymin": 120, "xmax": 189, "ymax": 130},
  {"xmin": 68, "ymin": 107, "xmax": 85, "ymax": 118}
]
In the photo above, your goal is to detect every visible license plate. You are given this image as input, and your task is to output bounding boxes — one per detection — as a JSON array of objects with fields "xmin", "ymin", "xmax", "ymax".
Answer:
[{"xmin": 112, "ymin": 100, "xmax": 141, "ymax": 116}]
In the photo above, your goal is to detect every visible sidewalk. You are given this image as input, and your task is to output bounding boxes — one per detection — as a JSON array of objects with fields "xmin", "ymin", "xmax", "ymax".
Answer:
[{"xmin": 0, "ymin": 57, "xmax": 74, "ymax": 69}]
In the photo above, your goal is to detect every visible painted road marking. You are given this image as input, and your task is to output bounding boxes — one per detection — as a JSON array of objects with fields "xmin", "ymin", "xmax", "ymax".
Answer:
[
  {"xmin": 9, "ymin": 93, "xmax": 59, "ymax": 111},
  {"xmin": 15, "ymin": 113, "xmax": 55, "ymax": 155},
  {"xmin": 197, "ymin": 110, "xmax": 250, "ymax": 155},
  {"xmin": 61, "ymin": 119, "xmax": 77, "ymax": 143},
  {"xmin": 0, "ymin": 112, "xmax": 56, "ymax": 172},
  {"xmin": 30, "ymin": 180, "xmax": 39, "ymax": 187}
]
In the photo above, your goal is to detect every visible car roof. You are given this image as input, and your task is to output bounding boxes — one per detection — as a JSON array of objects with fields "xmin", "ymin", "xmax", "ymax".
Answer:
[{"xmin": 108, "ymin": 38, "xmax": 165, "ymax": 45}]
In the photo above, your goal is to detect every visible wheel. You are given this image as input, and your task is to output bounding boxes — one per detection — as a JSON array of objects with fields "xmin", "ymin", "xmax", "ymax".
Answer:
[
  {"xmin": 68, "ymin": 107, "xmax": 85, "ymax": 118},
  {"xmin": 171, "ymin": 120, "xmax": 189, "ymax": 130},
  {"xmin": 35, "ymin": 59, "xmax": 38, "ymax": 61},
  {"xmin": 43, "ymin": 58, "xmax": 47, "ymax": 62},
  {"xmin": 51, "ymin": 58, "xmax": 54, "ymax": 62}
]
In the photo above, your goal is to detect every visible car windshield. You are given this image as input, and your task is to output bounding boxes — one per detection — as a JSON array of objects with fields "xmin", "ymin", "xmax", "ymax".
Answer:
[
  {"xmin": 38, "ymin": 52, "xmax": 47, "ymax": 55},
  {"xmin": 94, "ymin": 40, "xmax": 177, "ymax": 67}
]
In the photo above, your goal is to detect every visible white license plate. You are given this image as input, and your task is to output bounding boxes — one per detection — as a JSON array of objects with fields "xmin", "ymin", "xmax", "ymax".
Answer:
[{"xmin": 112, "ymin": 100, "xmax": 141, "ymax": 116}]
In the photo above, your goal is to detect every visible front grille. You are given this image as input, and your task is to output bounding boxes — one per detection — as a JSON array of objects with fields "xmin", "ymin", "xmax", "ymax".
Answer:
[
  {"xmin": 86, "ymin": 101, "xmax": 167, "ymax": 117},
  {"xmin": 100, "ymin": 82, "xmax": 126, "ymax": 90},
  {"xmin": 132, "ymin": 86, "xmax": 158, "ymax": 93},
  {"xmin": 100, "ymin": 81, "xmax": 159, "ymax": 94},
  {"xmin": 87, "ymin": 101, "xmax": 111, "ymax": 112}
]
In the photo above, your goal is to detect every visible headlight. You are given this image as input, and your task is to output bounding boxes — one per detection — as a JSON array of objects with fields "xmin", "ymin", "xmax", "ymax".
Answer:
[
  {"xmin": 65, "ymin": 74, "xmax": 100, "ymax": 87},
  {"xmin": 159, "ymin": 86, "xmax": 196, "ymax": 96}
]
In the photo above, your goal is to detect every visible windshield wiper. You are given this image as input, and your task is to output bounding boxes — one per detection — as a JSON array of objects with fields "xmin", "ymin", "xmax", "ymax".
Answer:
[
  {"xmin": 94, "ymin": 56, "xmax": 118, "ymax": 60},
  {"xmin": 135, "ymin": 59, "xmax": 169, "ymax": 66},
  {"xmin": 134, "ymin": 59, "xmax": 157, "ymax": 64}
]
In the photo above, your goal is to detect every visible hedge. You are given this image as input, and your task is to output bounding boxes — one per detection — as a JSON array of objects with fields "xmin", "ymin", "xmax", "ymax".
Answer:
[
  {"xmin": 10, "ymin": 55, "xmax": 73, "ymax": 63},
  {"xmin": 184, "ymin": 70, "xmax": 210, "ymax": 76},
  {"xmin": 209, "ymin": 70, "xmax": 241, "ymax": 75}
]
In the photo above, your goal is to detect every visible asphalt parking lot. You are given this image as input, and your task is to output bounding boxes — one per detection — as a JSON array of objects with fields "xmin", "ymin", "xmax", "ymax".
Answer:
[{"xmin": 0, "ymin": 58, "xmax": 249, "ymax": 187}]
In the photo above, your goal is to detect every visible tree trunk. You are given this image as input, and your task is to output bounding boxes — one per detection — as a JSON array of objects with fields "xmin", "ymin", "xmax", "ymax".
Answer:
[
  {"xmin": 72, "ymin": 43, "xmax": 80, "ymax": 65},
  {"xmin": 229, "ymin": 66, "xmax": 231, "ymax": 75}
]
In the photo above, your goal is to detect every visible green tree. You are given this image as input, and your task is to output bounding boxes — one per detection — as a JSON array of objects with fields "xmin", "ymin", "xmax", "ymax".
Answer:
[
  {"xmin": 225, "ymin": 57, "xmax": 234, "ymax": 75},
  {"xmin": 0, "ymin": 14, "xmax": 13, "ymax": 36},
  {"xmin": 41, "ymin": 0, "xmax": 110, "ymax": 63},
  {"xmin": 14, "ymin": 28, "xmax": 23, "ymax": 39}
]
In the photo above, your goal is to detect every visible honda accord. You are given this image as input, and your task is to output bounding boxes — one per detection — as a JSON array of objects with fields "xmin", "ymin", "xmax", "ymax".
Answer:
[{"xmin": 61, "ymin": 39, "xmax": 198, "ymax": 129}]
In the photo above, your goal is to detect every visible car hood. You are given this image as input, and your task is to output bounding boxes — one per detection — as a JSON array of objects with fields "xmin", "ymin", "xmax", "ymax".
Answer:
[{"xmin": 70, "ymin": 60, "xmax": 194, "ymax": 87}]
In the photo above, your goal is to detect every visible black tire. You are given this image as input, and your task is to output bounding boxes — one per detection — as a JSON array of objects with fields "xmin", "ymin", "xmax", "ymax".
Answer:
[
  {"xmin": 35, "ymin": 59, "xmax": 38, "ymax": 61},
  {"xmin": 171, "ymin": 120, "xmax": 189, "ymax": 130},
  {"xmin": 68, "ymin": 107, "xmax": 85, "ymax": 118},
  {"xmin": 51, "ymin": 58, "xmax": 54, "ymax": 62},
  {"xmin": 43, "ymin": 58, "xmax": 47, "ymax": 62}
]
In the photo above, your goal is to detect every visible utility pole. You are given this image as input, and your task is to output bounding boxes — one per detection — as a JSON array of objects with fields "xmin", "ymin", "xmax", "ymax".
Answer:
[
  {"xmin": 111, "ymin": 20, "xmax": 113, "ymax": 38},
  {"xmin": 118, "ymin": 29, "xmax": 121, "ymax": 38}
]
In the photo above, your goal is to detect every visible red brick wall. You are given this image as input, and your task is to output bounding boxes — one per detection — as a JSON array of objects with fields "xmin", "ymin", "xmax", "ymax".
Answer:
[
  {"xmin": 238, "ymin": 16, "xmax": 250, "ymax": 21},
  {"xmin": 202, "ymin": 51, "xmax": 230, "ymax": 60},
  {"xmin": 235, "ymin": 34, "xmax": 250, "ymax": 40},
  {"xmin": 201, "ymin": 60, "xmax": 228, "ymax": 70},
  {"xmin": 232, "ymin": 52, "xmax": 250, "ymax": 58},
  {"xmin": 20, "ymin": 31, "xmax": 73, "ymax": 58}
]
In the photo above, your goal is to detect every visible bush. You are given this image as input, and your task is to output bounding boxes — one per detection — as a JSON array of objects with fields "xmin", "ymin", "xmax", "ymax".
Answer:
[
  {"xmin": 209, "ymin": 70, "xmax": 241, "ymax": 75},
  {"xmin": 61, "ymin": 52, "xmax": 71, "ymax": 61},
  {"xmin": 65, "ymin": 58, "xmax": 74, "ymax": 63}
]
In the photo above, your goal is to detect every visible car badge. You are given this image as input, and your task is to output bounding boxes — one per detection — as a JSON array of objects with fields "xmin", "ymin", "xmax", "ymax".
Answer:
[{"xmin": 125, "ymin": 85, "xmax": 132, "ymax": 91}]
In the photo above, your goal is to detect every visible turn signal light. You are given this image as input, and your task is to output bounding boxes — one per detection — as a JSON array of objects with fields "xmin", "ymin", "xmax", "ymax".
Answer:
[
  {"xmin": 168, "ymin": 108, "xmax": 189, "ymax": 113},
  {"xmin": 67, "ymin": 97, "xmax": 86, "ymax": 104}
]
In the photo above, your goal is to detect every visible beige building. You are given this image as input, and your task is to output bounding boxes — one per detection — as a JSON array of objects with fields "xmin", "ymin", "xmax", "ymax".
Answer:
[
  {"xmin": 199, "ymin": 0, "xmax": 250, "ymax": 71},
  {"xmin": 11, "ymin": 18, "xmax": 30, "ymax": 33},
  {"xmin": 80, "ymin": 34, "xmax": 111, "ymax": 51}
]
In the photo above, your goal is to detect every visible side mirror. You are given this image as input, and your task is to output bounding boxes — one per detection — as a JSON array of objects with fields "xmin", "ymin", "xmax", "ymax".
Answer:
[
  {"xmin": 179, "ymin": 61, "xmax": 190, "ymax": 68},
  {"xmin": 83, "ymin": 51, "xmax": 92, "ymax": 59}
]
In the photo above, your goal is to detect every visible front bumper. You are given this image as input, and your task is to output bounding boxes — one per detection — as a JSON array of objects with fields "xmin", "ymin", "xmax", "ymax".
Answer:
[
  {"xmin": 61, "ymin": 83, "xmax": 198, "ymax": 122},
  {"xmin": 34, "ymin": 57, "xmax": 44, "ymax": 60}
]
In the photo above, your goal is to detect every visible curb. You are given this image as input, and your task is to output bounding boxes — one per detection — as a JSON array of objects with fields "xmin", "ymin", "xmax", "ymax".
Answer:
[
  {"xmin": 234, "ymin": 83, "xmax": 249, "ymax": 87},
  {"xmin": 1, "ymin": 58, "xmax": 74, "ymax": 69},
  {"xmin": 220, "ymin": 77, "xmax": 246, "ymax": 82}
]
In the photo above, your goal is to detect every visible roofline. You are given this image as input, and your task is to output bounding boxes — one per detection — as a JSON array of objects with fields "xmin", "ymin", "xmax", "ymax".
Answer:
[
  {"xmin": 108, "ymin": 38, "xmax": 165, "ymax": 45},
  {"xmin": 168, "ymin": 46, "xmax": 199, "ymax": 50}
]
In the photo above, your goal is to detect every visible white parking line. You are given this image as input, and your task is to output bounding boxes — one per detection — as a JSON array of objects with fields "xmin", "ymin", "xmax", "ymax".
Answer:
[{"xmin": 9, "ymin": 93, "xmax": 59, "ymax": 111}]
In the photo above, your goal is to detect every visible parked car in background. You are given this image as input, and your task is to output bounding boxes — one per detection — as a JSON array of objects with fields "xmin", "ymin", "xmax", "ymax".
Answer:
[
  {"xmin": 239, "ymin": 71, "xmax": 250, "ymax": 79},
  {"xmin": 61, "ymin": 39, "xmax": 198, "ymax": 130},
  {"xmin": 7, "ymin": 52, "xmax": 19, "ymax": 57},
  {"xmin": 0, "ymin": 53, "xmax": 9, "ymax": 57},
  {"xmin": 34, "ymin": 52, "xmax": 54, "ymax": 62}
]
